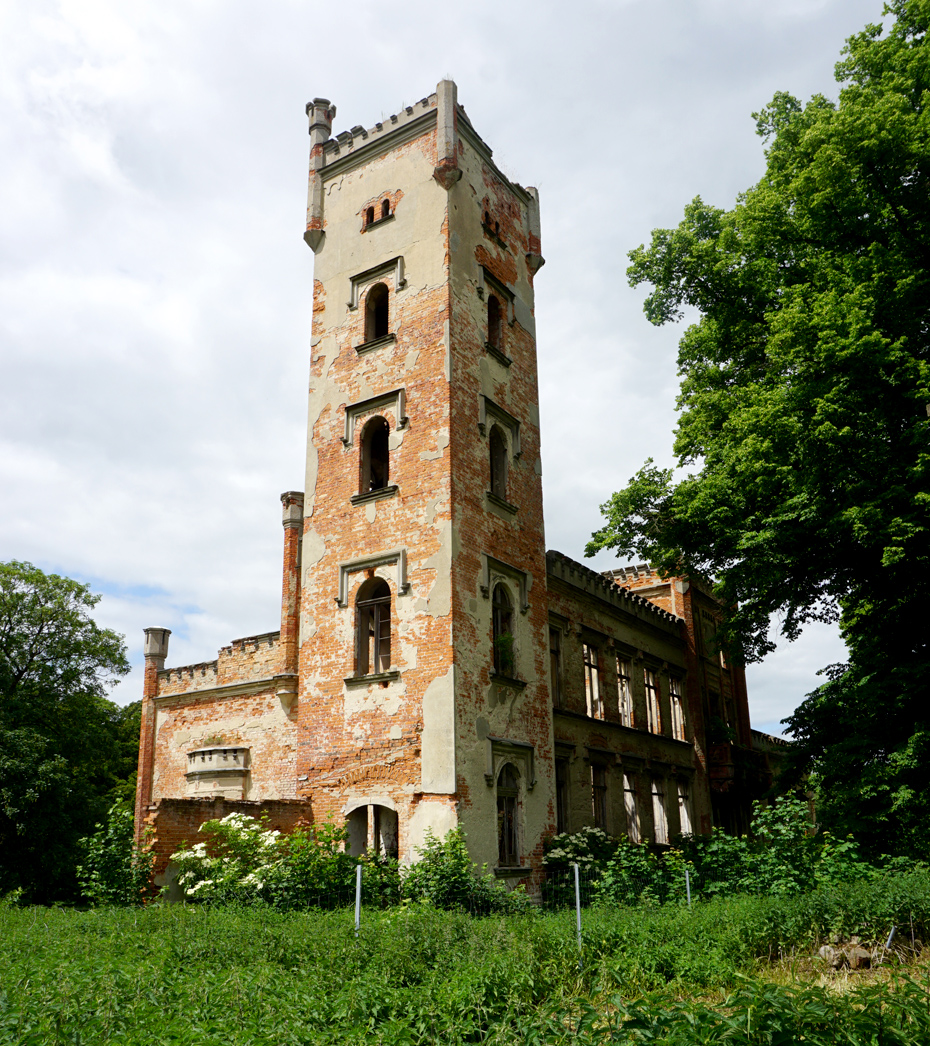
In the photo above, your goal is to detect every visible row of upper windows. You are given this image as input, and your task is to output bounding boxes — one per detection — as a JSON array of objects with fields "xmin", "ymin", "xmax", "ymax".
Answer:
[
  {"xmin": 550, "ymin": 629, "xmax": 687, "ymax": 741},
  {"xmin": 555, "ymin": 759, "xmax": 693, "ymax": 843},
  {"xmin": 363, "ymin": 199, "xmax": 393, "ymax": 229}
]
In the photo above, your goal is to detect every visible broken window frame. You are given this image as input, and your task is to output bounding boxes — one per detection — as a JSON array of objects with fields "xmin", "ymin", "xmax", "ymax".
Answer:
[
  {"xmin": 669, "ymin": 676, "xmax": 686, "ymax": 741},
  {"xmin": 356, "ymin": 578, "xmax": 392, "ymax": 676},
  {"xmin": 583, "ymin": 642, "xmax": 602, "ymax": 719},
  {"xmin": 677, "ymin": 779, "xmax": 693, "ymax": 836},
  {"xmin": 623, "ymin": 773, "xmax": 640, "ymax": 842},
  {"xmin": 644, "ymin": 667, "xmax": 662, "ymax": 734},
  {"xmin": 651, "ymin": 777, "xmax": 669, "ymax": 845},
  {"xmin": 617, "ymin": 657, "xmax": 633, "ymax": 727}
]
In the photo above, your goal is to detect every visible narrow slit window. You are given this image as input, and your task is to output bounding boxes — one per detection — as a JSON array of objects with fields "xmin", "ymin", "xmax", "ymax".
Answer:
[
  {"xmin": 492, "ymin": 583, "xmax": 514, "ymax": 677},
  {"xmin": 487, "ymin": 294, "xmax": 502, "ymax": 349},
  {"xmin": 644, "ymin": 668, "xmax": 661, "ymax": 734},
  {"xmin": 617, "ymin": 657, "xmax": 633, "ymax": 727},
  {"xmin": 555, "ymin": 758, "xmax": 569, "ymax": 834},
  {"xmin": 356, "ymin": 578, "xmax": 391, "ymax": 675},
  {"xmin": 592, "ymin": 764, "xmax": 608, "ymax": 829},
  {"xmin": 489, "ymin": 425, "xmax": 508, "ymax": 500},
  {"xmin": 584, "ymin": 643, "xmax": 602, "ymax": 719},
  {"xmin": 365, "ymin": 282, "xmax": 389, "ymax": 342},
  {"xmin": 359, "ymin": 416, "xmax": 390, "ymax": 493},
  {"xmin": 497, "ymin": 763, "xmax": 519, "ymax": 867}
]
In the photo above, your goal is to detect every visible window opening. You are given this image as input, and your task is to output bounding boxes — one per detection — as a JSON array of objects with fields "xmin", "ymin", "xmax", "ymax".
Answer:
[
  {"xmin": 677, "ymin": 780, "xmax": 692, "ymax": 835},
  {"xmin": 487, "ymin": 294, "xmax": 502, "ymax": 349},
  {"xmin": 617, "ymin": 657, "xmax": 633, "ymax": 727},
  {"xmin": 381, "ymin": 199, "xmax": 391, "ymax": 219},
  {"xmin": 670, "ymin": 677, "xmax": 686, "ymax": 740},
  {"xmin": 549, "ymin": 627, "xmax": 563, "ymax": 707},
  {"xmin": 584, "ymin": 643, "xmax": 602, "ymax": 719},
  {"xmin": 359, "ymin": 415, "xmax": 390, "ymax": 493},
  {"xmin": 623, "ymin": 774, "xmax": 640, "ymax": 842},
  {"xmin": 497, "ymin": 763, "xmax": 519, "ymax": 866},
  {"xmin": 356, "ymin": 578, "xmax": 391, "ymax": 675},
  {"xmin": 347, "ymin": 804, "xmax": 398, "ymax": 858},
  {"xmin": 651, "ymin": 778, "xmax": 669, "ymax": 844},
  {"xmin": 555, "ymin": 758, "xmax": 569, "ymax": 834},
  {"xmin": 489, "ymin": 425, "xmax": 508, "ymax": 500},
  {"xmin": 365, "ymin": 282, "xmax": 389, "ymax": 342},
  {"xmin": 492, "ymin": 583, "xmax": 514, "ymax": 676},
  {"xmin": 365, "ymin": 206, "xmax": 375, "ymax": 227},
  {"xmin": 645, "ymin": 668, "xmax": 661, "ymax": 734},
  {"xmin": 592, "ymin": 764, "xmax": 608, "ymax": 829}
]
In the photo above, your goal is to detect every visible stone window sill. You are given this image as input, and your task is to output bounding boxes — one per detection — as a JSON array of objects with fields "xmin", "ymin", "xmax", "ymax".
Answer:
[
  {"xmin": 493, "ymin": 866, "xmax": 531, "ymax": 879},
  {"xmin": 485, "ymin": 491, "xmax": 517, "ymax": 515},
  {"xmin": 355, "ymin": 332, "xmax": 396, "ymax": 356},
  {"xmin": 344, "ymin": 669, "xmax": 400, "ymax": 687},
  {"xmin": 490, "ymin": 672, "xmax": 526, "ymax": 691},
  {"xmin": 484, "ymin": 342, "xmax": 512, "ymax": 368},
  {"xmin": 363, "ymin": 213, "xmax": 394, "ymax": 233},
  {"xmin": 351, "ymin": 485, "xmax": 398, "ymax": 506}
]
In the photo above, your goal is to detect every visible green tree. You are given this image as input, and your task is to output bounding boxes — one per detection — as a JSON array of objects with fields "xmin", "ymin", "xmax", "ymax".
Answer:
[
  {"xmin": 0, "ymin": 560, "xmax": 132, "ymax": 902},
  {"xmin": 587, "ymin": 1, "xmax": 930, "ymax": 854}
]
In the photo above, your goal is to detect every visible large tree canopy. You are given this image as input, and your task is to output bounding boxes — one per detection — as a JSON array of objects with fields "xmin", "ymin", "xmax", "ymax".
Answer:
[
  {"xmin": 587, "ymin": 1, "xmax": 930, "ymax": 853},
  {"xmin": 0, "ymin": 560, "xmax": 136, "ymax": 902}
]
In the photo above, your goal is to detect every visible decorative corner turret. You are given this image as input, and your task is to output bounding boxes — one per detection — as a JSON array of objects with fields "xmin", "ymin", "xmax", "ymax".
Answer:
[
  {"xmin": 143, "ymin": 627, "xmax": 171, "ymax": 665},
  {"xmin": 304, "ymin": 97, "xmax": 336, "ymax": 253},
  {"xmin": 432, "ymin": 79, "xmax": 462, "ymax": 189},
  {"xmin": 281, "ymin": 490, "xmax": 305, "ymax": 529},
  {"xmin": 525, "ymin": 186, "xmax": 545, "ymax": 273}
]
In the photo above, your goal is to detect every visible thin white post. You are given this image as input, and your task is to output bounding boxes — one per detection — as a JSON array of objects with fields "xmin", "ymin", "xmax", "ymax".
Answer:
[
  {"xmin": 885, "ymin": 925, "xmax": 896, "ymax": 950},
  {"xmin": 573, "ymin": 862, "xmax": 582, "ymax": 971},
  {"xmin": 685, "ymin": 867, "xmax": 692, "ymax": 909},
  {"xmin": 355, "ymin": 863, "xmax": 363, "ymax": 938}
]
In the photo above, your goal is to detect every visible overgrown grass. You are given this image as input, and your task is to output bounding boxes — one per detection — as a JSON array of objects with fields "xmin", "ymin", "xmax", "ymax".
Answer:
[{"xmin": 2, "ymin": 871, "xmax": 929, "ymax": 1044}]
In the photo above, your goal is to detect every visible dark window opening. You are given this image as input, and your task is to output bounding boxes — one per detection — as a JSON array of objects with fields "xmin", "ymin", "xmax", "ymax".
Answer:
[
  {"xmin": 497, "ymin": 763, "xmax": 519, "ymax": 866},
  {"xmin": 483, "ymin": 209, "xmax": 491, "ymax": 227},
  {"xmin": 489, "ymin": 425, "xmax": 508, "ymax": 500},
  {"xmin": 549, "ymin": 627, "xmax": 563, "ymax": 707},
  {"xmin": 360, "ymin": 415, "xmax": 390, "ymax": 493},
  {"xmin": 356, "ymin": 577, "xmax": 391, "ymax": 675},
  {"xmin": 487, "ymin": 294, "xmax": 502, "ymax": 349},
  {"xmin": 365, "ymin": 206, "xmax": 375, "ymax": 227},
  {"xmin": 494, "ymin": 220, "xmax": 500, "ymax": 236},
  {"xmin": 492, "ymin": 582, "xmax": 514, "ymax": 676},
  {"xmin": 381, "ymin": 199, "xmax": 391, "ymax": 219},
  {"xmin": 555, "ymin": 758, "xmax": 569, "ymax": 834},
  {"xmin": 365, "ymin": 282, "xmax": 389, "ymax": 342},
  {"xmin": 584, "ymin": 642, "xmax": 602, "ymax": 719},
  {"xmin": 592, "ymin": 764, "xmax": 608, "ymax": 829}
]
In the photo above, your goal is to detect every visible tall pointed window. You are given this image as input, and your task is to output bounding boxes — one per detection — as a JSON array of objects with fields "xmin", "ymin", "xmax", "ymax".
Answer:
[
  {"xmin": 487, "ymin": 294, "xmax": 502, "ymax": 350},
  {"xmin": 644, "ymin": 668, "xmax": 662, "ymax": 734},
  {"xmin": 365, "ymin": 282, "xmax": 389, "ymax": 341},
  {"xmin": 583, "ymin": 643, "xmax": 602, "ymax": 719},
  {"xmin": 356, "ymin": 578, "xmax": 391, "ymax": 675},
  {"xmin": 492, "ymin": 583, "xmax": 514, "ymax": 677},
  {"xmin": 489, "ymin": 425, "xmax": 508, "ymax": 500},
  {"xmin": 497, "ymin": 763, "xmax": 520, "ymax": 866},
  {"xmin": 359, "ymin": 416, "xmax": 390, "ymax": 493},
  {"xmin": 617, "ymin": 657, "xmax": 633, "ymax": 727},
  {"xmin": 670, "ymin": 677, "xmax": 686, "ymax": 740}
]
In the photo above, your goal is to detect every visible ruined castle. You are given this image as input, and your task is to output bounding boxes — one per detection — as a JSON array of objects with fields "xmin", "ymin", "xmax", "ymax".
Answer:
[{"xmin": 135, "ymin": 81, "xmax": 781, "ymax": 887}]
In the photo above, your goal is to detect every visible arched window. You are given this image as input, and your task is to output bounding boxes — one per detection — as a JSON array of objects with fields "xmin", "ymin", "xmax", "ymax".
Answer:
[
  {"xmin": 497, "ymin": 763, "xmax": 519, "ymax": 867},
  {"xmin": 487, "ymin": 294, "xmax": 502, "ymax": 350},
  {"xmin": 492, "ymin": 582, "xmax": 514, "ymax": 676},
  {"xmin": 365, "ymin": 206, "xmax": 375, "ymax": 227},
  {"xmin": 360, "ymin": 415, "xmax": 390, "ymax": 493},
  {"xmin": 381, "ymin": 199, "xmax": 391, "ymax": 219},
  {"xmin": 356, "ymin": 577, "xmax": 391, "ymax": 675},
  {"xmin": 483, "ymin": 209, "xmax": 491, "ymax": 227},
  {"xmin": 365, "ymin": 282, "xmax": 389, "ymax": 342},
  {"xmin": 489, "ymin": 425, "xmax": 508, "ymax": 501}
]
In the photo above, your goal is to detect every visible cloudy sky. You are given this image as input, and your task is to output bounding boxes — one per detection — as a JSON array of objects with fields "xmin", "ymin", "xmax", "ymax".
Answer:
[{"xmin": 1, "ymin": 0, "xmax": 884, "ymax": 734}]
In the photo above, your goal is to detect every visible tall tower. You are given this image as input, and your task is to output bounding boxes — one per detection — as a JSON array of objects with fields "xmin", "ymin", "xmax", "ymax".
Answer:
[{"xmin": 297, "ymin": 82, "xmax": 553, "ymax": 875}]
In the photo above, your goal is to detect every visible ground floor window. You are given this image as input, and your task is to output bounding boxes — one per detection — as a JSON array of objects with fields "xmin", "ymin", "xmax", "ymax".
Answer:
[
  {"xmin": 651, "ymin": 778, "xmax": 669, "ymax": 844},
  {"xmin": 677, "ymin": 779, "xmax": 693, "ymax": 835},
  {"xmin": 623, "ymin": 773, "xmax": 640, "ymax": 842},
  {"xmin": 555, "ymin": 758, "xmax": 569, "ymax": 834},
  {"xmin": 497, "ymin": 763, "xmax": 520, "ymax": 866},
  {"xmin": 592, "ymin": 764, "xmax": 608, "ymax": 829}
]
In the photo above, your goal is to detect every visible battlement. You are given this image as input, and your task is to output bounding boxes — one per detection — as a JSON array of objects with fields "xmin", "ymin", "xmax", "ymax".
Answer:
[
  {"xmin": 156, "ymin": 630, "xmax": 282, "ymax": 697},
  {"xmin": 321, "ymin": 92, "xmax": 438, "ymax": 160},
  {"xmin": 546, "ymin": 551, "xmax": 681, "ymax": 629}
]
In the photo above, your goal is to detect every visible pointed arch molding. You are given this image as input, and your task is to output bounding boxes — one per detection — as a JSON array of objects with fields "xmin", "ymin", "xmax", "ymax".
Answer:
[
  {"xmin": 484, "ymin": 736, "xmax": 536, "ymax": 791},
  {"xmin": 477, "ymin": 395, "xmax": 521, "ymax": 458},
  {"xmin": 480, "ymin": 554, "xmax": 531, "ymax": 615},
  {"xmin": 336, "ymin": 548, "xmax": 409, "ymax": 607},
  {"xmin": 347, "ymin": 256, "xmax": 406, "ymax": 310},
  {"xmin": 342, "ymin": 388, "xmax": 408, "ymax": 447}
]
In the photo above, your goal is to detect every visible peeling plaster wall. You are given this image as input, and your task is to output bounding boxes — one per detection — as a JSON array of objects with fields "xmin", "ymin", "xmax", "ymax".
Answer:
[
  {"xmin": 446, "ymin": 125, "xmax": 555, "ymax": 879},
  {"xmin": 296, "ymin": 97, "xmax": 457, "ymax": 862}
]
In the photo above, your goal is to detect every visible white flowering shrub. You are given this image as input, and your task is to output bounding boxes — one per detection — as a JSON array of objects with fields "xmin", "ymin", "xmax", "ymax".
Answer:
[{"xmin": 171, "ymin": 812, "xmax": 286, "ymax": 904}]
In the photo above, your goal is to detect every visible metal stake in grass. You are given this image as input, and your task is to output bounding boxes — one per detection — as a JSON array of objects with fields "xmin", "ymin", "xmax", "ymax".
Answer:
[
  {"xmin": 685, "ymin": 867, "xmax": 692, "ymax": 909},
  {"xmin": 573, "ymin": 862, "xmax": 582, "ymax": 972},
  {"xmin": 354, "ymin": 863, "xmax": 362, "ymax": 939}
]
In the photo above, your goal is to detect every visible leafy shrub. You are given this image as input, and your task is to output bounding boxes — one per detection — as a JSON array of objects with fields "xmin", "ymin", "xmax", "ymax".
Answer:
[
  {"xmin": 75, "ymin": 803, "xmax": 153, "ymax": 906},
  {"xmin": 401, "ymin": 827, "xmax": 530, "ymax": 914}
]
